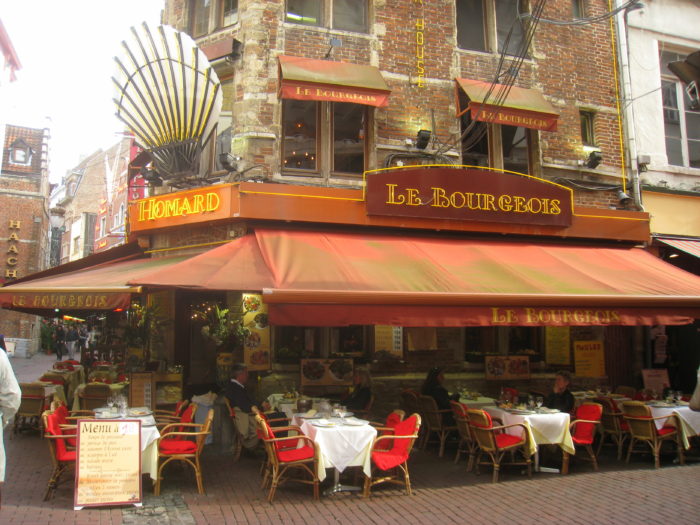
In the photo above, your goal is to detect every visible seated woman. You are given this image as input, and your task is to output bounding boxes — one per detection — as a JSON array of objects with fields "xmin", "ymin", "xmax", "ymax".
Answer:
[
  {"xmin": 421, "ymin": 367, "xmax": 459, "ymax": 425},
  {"xmin": 545, "ymin": 370, "xmax": 575, "ymax": 413},
  {"xmin": 343, "ymin": 369, "xmax": 372, "ymax": 411}
]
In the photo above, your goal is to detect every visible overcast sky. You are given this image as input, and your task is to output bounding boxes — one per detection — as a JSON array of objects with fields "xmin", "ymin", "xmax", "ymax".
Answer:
[{"xmin": 1, "ymin": 1, "xmax": 164, "ymax": 183}]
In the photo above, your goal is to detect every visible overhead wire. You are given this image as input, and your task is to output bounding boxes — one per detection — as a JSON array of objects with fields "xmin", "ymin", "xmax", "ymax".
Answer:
[{"xmin": 520, "ymin": 0, "xmax": 642, "ymax": 26}]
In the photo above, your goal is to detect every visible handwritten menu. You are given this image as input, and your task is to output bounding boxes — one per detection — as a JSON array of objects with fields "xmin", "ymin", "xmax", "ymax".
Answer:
[
  {"xmin": 242, "ymin": 293, "xmax": 271, "ymax": 371},
  {"xmin": 545, "ymin": 327, "xmax": 571, "ymax": 365},
  {"xmin": 300, "ymin": 358, "xmax": 354, "ymax": 387},
  {"xmin": 129, "ymin": 372, "xmax": 154, "ymax": 410},
  {"xmin": 574, "ymin": 340, "xmax": 605, "ymax": 377},
  {"xmin": 75, "ymin": 419, "xmax": 141, "ymax": 509}
]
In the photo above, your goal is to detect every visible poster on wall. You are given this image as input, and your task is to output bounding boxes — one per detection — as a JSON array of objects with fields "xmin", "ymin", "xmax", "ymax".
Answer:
[
  {"xmin": 75, "ymin": 419, "xmax": 141, "ymax": 509},
  {"xmin": 242, "ymin": 294, "xmax": 271, "ymax": 371},
  {"xmin": 545, "ymin": 326, "xmax": 571, "ymax": 365},
  {"xmin": 300, "ymin": 358, "xmax": 354, "ymax": 387},
  {"xmin": 642, "ymin": 369, "xmax": 670, "ymax": 394},
  {"xmin": 574, "ymin": 340, "xmax": 605, "ymax": 377},
  {"xmin": 374, "ymin": 325, "xmax": 403, "ymax": 358},
  {"xmin": 406, "ymin": 327, "xmax": 437, "ymax": 351},
  {"xmin": 485, "ymin": 355, "xmax": 530, "ymax": 381}
]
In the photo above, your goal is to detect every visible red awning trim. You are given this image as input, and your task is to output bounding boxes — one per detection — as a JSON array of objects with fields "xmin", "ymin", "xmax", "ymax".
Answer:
[{"xmin": 658, "ymin": 238, "xmax": 700, "ymax": 259}]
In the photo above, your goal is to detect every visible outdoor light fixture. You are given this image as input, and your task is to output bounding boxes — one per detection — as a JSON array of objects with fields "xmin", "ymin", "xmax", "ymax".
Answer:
[
  {"xmin": 586, "ymin": 150, "xmax": 603, "ymax": 169},
  {"xmin": 141, "ymin": 167, "xmax": 163, "ymax": 187},
  {"xmin": 617, "ymin": 189, "xmax": 632, "ymax": 206},
  {"xmin": 231, "ymin": 39, "xmax": 243, "ymax": 61},
  {"xmin": 219, "ymin": 153, "xmax": 239, "ymax": 172},
  {"xmin": 416, "ymin": 129, "xmax": 431, "ymax": 149}
]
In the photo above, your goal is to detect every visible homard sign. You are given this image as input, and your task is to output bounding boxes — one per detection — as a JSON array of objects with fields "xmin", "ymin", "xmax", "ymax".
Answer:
[{"xmin": 365, "ymin": 167, "xmax": 573, "ymax": 226}]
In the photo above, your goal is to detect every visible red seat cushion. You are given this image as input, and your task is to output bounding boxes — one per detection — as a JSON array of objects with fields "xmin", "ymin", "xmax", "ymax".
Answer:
[
  {"xmin": 159, "ymin": 439, "xmax": 197, "ymax": 454},
  {"xmin": 572, "ymin": 404, "xmax": 602, "ymax": 444},
  {"xmin": 371, "ymin": 450, "xmax": 406, "ymax": 471},
  {"xmin": 45, "ymin": 412, "xmax": 75, "ymax": 461},
  {"xmin": 620, "ymin": 420, "xmax": 629, "ymax": 431},
  {"xmin": 657, "ymin": 426, "xmax": 676, "ymax": 436},
  {"xmin": 494, "ymin": 433, "xmax": 524, "ymax": 449},
  {"xmin": 277, "ymin": 445, "xmax": 315, "ymax": 462}
]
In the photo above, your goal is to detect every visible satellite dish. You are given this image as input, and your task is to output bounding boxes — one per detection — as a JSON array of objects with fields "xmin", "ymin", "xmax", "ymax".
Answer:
[{"xmin": 112, "ymin": 23, "xmax": 223, "ymax": 183}]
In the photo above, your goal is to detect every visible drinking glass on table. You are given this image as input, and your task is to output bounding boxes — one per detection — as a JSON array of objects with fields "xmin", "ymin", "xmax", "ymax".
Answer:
[
  {"xmin": 676, "ymin": 391, "xmax": 683, "ymax": 404},
  {"xmin": 536, "ymin": 396, "xmax": 544, "ymax": 412}
]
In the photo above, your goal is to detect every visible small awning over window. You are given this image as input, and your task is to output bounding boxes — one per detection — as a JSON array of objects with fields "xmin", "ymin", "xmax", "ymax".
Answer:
[
  {"xmin": 278, "ymin": 55, "xmax": 391, "ymax": 107},
  {"xmin": 658, "ymin": 238, "xmax": 700, "ymax": 259},
  {"xmin": 455, "ymin": 78, "xmax": 559, "ymax": 132}
]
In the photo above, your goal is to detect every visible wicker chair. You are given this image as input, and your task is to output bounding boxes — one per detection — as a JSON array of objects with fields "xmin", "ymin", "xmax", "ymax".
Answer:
[
  {"xmin": 42, "ymin": 410, "xmax": 76, "ymax": 500},
  {"xmin": 615, "ymin": 385, "xmax": 637, "ymax": 398},
  {"xmin": 77, "ymin": 383, "xmax": 112, "ymax": 410},
  {"xmin": 467, "ymin": 408, "xmax": 531, "ymax": 483},
  {"xmin": 14, "ymin": 383, "xmax": 48, "ymax": 435},
  {"xmin": 154, "ymin": 408, "xmax": 214, "ymax": 496},
  {"xmin": 562, "ymin": 402, "xmax": 602, "ymax": 474},
  {"xmin": 450, "ymin": 401, "xmax": 478, "ymax": 471},
  {"xmin": 255, "ymin": 414, "xmax": 319, "ymax": 502},
  {"xmin": 363, "ymin": 413, "xmax": 421, "ymax": 497},
  {"xmin": 417, "ymin": 395, "xmax": 457, "ymax": 457},
  {"xmin": 622, "ymin": 401, "xmax": 685, "ymax": 468},
  {"xmin": 596, "ymin": 396, "xmax": 630, "ymax": 460}
]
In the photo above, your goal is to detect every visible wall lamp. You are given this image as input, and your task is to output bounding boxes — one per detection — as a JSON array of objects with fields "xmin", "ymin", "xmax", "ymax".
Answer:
[
  {"xmin": 416, "ymin": 129, "xmax": 431, "ymax": 150},
  {"xmin": 617, "ymin": 189, "xmax": 632, "ymax": 206},
  {"xmin": 586, "ymin": 150, "xmax": 603, "ymax": 169},
  {"xmin": 141, "ymin": 167, "xmax": 163, "ymax": 187},
  {"xmin": 219, "ymin": 153, "xmax": 240, "ymax": 172}
]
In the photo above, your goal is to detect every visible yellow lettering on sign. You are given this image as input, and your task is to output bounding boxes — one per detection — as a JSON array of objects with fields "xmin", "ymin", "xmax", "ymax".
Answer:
[
  {"xmin": 5, "ymin": 269, "xmax": 17, "ymax": 278},
  {"xmin": 9, "ymin": 220, "xmax": 20, "ymax": 229},
  {"xmin": 7, "ymin": 245, "xmax": 18, "ymax": 254},
  {"xmin": 6, "ymin": 257, "xmax": 17, "ymax": 266},
  {"xmin": 8, "ymin": 232, "xmax": 20, "ymax": 241},
  {"xmin": 136, "ymin": 191, "xmax": 222, "ymax": 222}
]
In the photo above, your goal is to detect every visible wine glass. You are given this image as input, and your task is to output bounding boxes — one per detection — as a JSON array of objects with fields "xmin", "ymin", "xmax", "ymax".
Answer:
[
  {"xmin": 536, "ymin": 396, "xmax": 544, "ymax": 412},
  {"xmin": 338, "ymin": 405, "xmax": 347, "ymax": 421},
  {"xmin": 676, "ymin": 391, "xmax": 683, "ymax": 404}
]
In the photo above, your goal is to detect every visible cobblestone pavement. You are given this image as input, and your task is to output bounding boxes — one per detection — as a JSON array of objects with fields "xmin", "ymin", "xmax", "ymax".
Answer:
[{"xmin": 5, "ymin": 352, "xmax": 700, "ymax": 524}]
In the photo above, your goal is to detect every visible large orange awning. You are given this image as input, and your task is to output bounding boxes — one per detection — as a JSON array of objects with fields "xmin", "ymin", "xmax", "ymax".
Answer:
[
  {"xmin": 455, "ymin": 78, "xmax": 559, "ymax": 132},
  {"xmin": 130, "ymin": 229, "xmax": 700, "ymax": 327},
  {"xmin": 278, "ymin": 55, "xmax": 391, "ymax": 107}
]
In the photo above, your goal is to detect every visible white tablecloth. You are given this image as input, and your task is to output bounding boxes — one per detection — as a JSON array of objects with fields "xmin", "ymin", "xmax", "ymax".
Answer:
[
  {"xmin": 296, "ymin": 418, "xmax": 377, "ymax": 482},
  {"xmin": 485, "ymin": 406, "xmax": 574, "ymax": 456},
  {"xmin": 647, "ymin": 404, "xmax": 700, "ymax": 449},
  {"xmin": 268, "ymin": 394, "xmax": 329, "ymax": 419}
]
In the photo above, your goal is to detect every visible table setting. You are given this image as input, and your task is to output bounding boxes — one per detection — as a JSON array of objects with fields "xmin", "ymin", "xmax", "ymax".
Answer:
[{"xmin": 643, "ymin": 393, "xmax": 699, "ymax": 449}]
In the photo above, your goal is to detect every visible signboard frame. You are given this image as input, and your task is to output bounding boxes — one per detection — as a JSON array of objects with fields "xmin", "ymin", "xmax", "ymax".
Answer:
[{"xmin": 300, "ymin": 358, "xmax": 354, "ymax": 387}]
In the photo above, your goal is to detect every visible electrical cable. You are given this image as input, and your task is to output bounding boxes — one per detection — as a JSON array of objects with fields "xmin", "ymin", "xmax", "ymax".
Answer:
[{"xmin": 521, "ymin": 0, "xmax": 641, "ymax": 26}]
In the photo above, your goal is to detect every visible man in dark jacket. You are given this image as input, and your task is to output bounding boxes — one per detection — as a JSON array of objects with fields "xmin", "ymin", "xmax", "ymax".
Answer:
[
  {"xmin": 223, "ymin": 364, "xmax": 270, "ymax": 451},
  {"xmin": 64, "ymin": 326, "xmax": 79, "ymax": 360},
  {"xmin": 545, "ymin": 370, "xmax": 575, "ymax": 413}
]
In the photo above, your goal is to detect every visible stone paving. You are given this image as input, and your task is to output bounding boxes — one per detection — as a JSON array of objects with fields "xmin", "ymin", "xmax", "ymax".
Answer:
[{"xmin": 4, "ymin": 352, "xmax": 700, "ymax": 524}]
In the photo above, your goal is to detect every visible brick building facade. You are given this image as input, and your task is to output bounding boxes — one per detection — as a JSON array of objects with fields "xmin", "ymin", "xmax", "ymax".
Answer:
[{"xmin": 0, "ymin": 124, "xmax": 50, "ymax": 344}]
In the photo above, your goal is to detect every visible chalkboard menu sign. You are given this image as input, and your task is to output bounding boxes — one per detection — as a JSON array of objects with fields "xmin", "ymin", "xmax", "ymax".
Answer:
[
  {"xmin": 129, "ymin": 372, "xmax": 154, "ymax": 410},
  {"xmin": 75, "ymin": 419, "xmax": 142, "ymax": 509}
]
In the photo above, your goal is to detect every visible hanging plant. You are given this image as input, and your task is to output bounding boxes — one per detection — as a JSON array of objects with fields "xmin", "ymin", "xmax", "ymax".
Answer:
[{"xmin": 193, "ymin": 302, "xmax": 249, "ymax": 351}]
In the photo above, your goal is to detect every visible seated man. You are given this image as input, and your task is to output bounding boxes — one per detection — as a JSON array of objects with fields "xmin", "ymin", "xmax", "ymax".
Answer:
[
  {"xmin": 223, "ymin": 363, "xmax": 275, "ymax": 452},
  {"xmin": 545, "ymin": 370, "xmax": 575, "ymax": 413}
]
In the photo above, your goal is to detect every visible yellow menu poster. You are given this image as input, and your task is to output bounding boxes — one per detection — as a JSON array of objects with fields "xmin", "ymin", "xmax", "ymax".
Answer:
[
  {"xmin": 75, "ymin": 419, "xmax": 141, "ymax": 509},
  {"xmin": 242, "ymin": 294, "xmax": 270, "ymax": 371},
  {"xmin": 545, "ymin": 327, "xmax": 571, "ymax": 365},
  {"xmin": 574, "ymin": 340, "xmax": 605, "ymax": 377}
]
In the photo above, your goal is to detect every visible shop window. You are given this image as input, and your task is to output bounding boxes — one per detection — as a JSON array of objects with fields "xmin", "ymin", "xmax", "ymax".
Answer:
[
  {"xmin": 660, "ymin": 49, "xmax": 700, "ymax": 169},
  {"xmin": 282, "ymin": 100, "xmax": 367, "ymax": 177},
  {"xmin": 464, "ymin": 327, "xmax": 543, "ymax": 364},
  {"xmin": 579, "ymin": 110, "xmax": 596, "ymax": 148},
  {"xmin": 9, "ymin": 139, "xmax": 32, "ymax": 166},
  {"xmin": 286, "ymin": 0, "xmax": 368, "ymax": 33},
  {"xmin": 460, "ymin": 110, "xmax": 533, "ymax": 174},
  {"xmin": 275, "ymin": 327, "xmax": 321, "ymax": 363},
  {"xmin": 332, "ymin": 326, "xmax": 367, "ymax": 358},
  {"xmin": 456, "ymin": 0, "xmax": 529, "ymax": 57}
]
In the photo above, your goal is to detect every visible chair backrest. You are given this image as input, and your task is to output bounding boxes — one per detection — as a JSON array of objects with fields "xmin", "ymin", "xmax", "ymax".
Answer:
[
  {"xmin": 174, "ymin": 400, "xmax": 189, "ymax": 417},
  {"xmin": 384, "ymin": 413, "xmax": 421, "ymax": 459},
  {"xmin": 400, "ymin": 389, "xmax": 419, "ymax": 415},
  {"xmin": 418, "ymin": 395, "xmax": 444, "ymax": 429},
  {"xmin": 615, "ymin": 385, "xmax": 636, "ymax": 398},
  {"xmin": 595, "ymin": 396, "xmax": 624, "ymax": 433},
  {"xmin": 180, "ymin": 402, "xmax": 197, "ymax": 424},
  {"xmin": 450, "ymin": 401, "xmax": 471, "ymax": 440},
  {"xmin": 53, "ymin": 361, "xmax": 74, "ymax": 371},
  {"xmin": 622, "ymin": 401, "xmax": 656, "ymax": 440},
  {"xmin": 573, "ymin": 402, "xmax": 602, "ymax": 443},
  {"xmin": 467, "ymin": 409, "xmax": 499, "ymax": 452},
  {"xmin": 39, "ymin": 373, "xmax": 66, "ymax": 387},
  {"xmin": 385, "ymin": 409, "xmax": 405, "ymax": 427},
  {"xmin": 503, "ymin": 387, "xmax": 519, "ymax": 402},
  {"xmin": 18, "ymin": 384, "xmax": 46, "ymax": 418},
  {"xmin": 42, "ymin": 410, "xmax": 73, "ymax": 462}
]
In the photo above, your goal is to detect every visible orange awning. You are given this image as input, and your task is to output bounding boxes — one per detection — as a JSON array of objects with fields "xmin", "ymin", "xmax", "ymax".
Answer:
[
  {"xmin": 129, "ymin": 229, "xmax": 700, "ymax": 327},
  {"xmin": 0, "ymin": 255, "xmax": 187, "ymax": 313},
  {"xmin": 658, "ymin": 238, "xmax": 700, "ymax": 259},
  {"xmin": 455, "ymin": 78, "xmax": 559, "ymax": 132},
  {"xmin": 278, "ymin": 55, "xmax": 391, "ymax": 107}
]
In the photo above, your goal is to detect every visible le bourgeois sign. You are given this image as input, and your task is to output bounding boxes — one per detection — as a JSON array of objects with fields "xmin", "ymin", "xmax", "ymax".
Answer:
[{"xmin": 365, "ymin": 167, "xmax": 573, "ymax": 227}]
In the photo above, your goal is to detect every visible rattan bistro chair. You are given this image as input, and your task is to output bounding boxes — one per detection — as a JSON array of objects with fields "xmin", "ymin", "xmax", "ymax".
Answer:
[
  {"xmin": 42, "ymin": 410, "xmax": 76, "ymax": 500},
  {"xmin": 562, "ymin": 402, "xmax": 602, "ymax": 474},
  {"xmin": 450, "ymin": 401, "xmax": 478, "ymax": 471},
  {"xmin": 418, "ymin": 395, "xmax": 457, "ymax": 457},
  {"xmin": 78, "ymin": 383, "xmax": 112, "ymax": 410},
  {"xmin": 14, "ymin": 383, "xmax": 48, "ymax": 435},
  {"xmin": 622, "ymin": 401, "xmax": 685, "ymax": 468},
  {"xmin": 596, "ymin": 396, "xmax": 630, "ymax": 460}
]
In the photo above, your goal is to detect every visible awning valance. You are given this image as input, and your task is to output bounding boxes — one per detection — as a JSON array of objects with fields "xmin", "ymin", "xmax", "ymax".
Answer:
[
  {"xmin": 658, "ymin": 238, "xmax": 700, "ymax": 259},
  {"xmin": 455, "ymin": 78, "xmax": 559, "ymax": 132},
  {"xmin": 278, "ymin": 55, "xmax": 391, "ymax": 107},
  {"xmin": 130, "ymin": 229, "xmax": 700, "ymax": 327},
  {"xmin": 0, "ymin": 255, "xmax": 187, "ymax": 312}
]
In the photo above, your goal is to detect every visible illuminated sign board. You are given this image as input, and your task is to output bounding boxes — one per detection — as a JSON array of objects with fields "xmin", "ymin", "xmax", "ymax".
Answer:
[{"xmin": 365, "ymin": 167, "xmax": 573, "ymax": 226}]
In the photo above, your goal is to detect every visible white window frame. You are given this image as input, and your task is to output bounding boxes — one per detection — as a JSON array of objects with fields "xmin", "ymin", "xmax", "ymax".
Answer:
[{"xmin": 456, "ymin": 0, "xmax": 529, "ymax": 56}]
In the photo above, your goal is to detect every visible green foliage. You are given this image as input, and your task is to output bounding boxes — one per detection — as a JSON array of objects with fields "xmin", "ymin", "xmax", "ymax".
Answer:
[{"xmin": 194, "ymin": 303, "xmax": 249, "ymax": 350}]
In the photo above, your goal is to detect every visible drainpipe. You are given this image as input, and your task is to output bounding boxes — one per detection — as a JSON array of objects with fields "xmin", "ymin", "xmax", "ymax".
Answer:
[{"xmin": 614, "ymin": 0, "xmax": 644, "ymax": 210}]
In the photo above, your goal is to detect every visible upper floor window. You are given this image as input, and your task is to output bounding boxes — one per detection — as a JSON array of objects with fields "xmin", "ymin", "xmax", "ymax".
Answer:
[
  {"xmin": 579, "ymin": 110, "xmax": 596, "ymax": 147},
  {"xmin": 286, "ymin": 0, "xmax": 368, "ymax": 33},
  {"xmin": 456, "ymin": 0, "xmax": 529, "ymax": 57},
  {"xmin": 660, "ymin": 49, "xmax": 700, "ymax": 169},
  {"xmin": 282, "ymin": 99, "xmax": 367, "ymax": 177},
  {"xmin": 99, "ymin": 216, "xmax": 107, "ymax": 239},
  {"xmin": 191, "ymin": 0, "xmax": 238, "ymax": 37},
  {"xmin": 572, "ymin": 0, "xmax": 585, "ymax": 19},
  {"xmin": 9, "ymin": 139, "xmax": 32, "ymax": 166}
]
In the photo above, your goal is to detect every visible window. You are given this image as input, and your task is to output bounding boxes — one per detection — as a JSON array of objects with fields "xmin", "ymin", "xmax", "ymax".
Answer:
[
  {"xmin": 456, "ymin": 0, "xmax": 528, "ymax": 56},
  {"xmin": 72, "ymin": 236, "xmax": 80, "ymax": 255},
  {"xmin": 190, "ymin": 0, "xmax": 238, "ymax": 37},
  {"xmin": 660, "ymin": 50, "xmax": 700, "ymax": 168},
  {"xmin": 579, "ymin": 110, "xmax": 596, "ymax": 147},
  {"xmin": 99, "ymin": 216, "xmax": 106, "ymax": 239},
  {"xmin": 572, "ymin": 0, "xmax": 585, "ymax": 19},
  {"xmin": 285, "ymin": 0, "xmax": 368, "ymax": 33},
  {"xmin": 9, "ymin": 140, "xmax": 32, "ymax": 166},
  {"xmin": 282, "ymin": 99, "xmax": 367, "ymax": 177}
]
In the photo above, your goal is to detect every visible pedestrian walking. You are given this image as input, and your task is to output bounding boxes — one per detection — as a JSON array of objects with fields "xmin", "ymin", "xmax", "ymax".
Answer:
[
  {"xmin": 65, "ymin": 325, "xmax": 79, "ymax": 360},
  {"xmin": 0, "ymin": 336, "xmax": 22, "ymax": 508}
]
